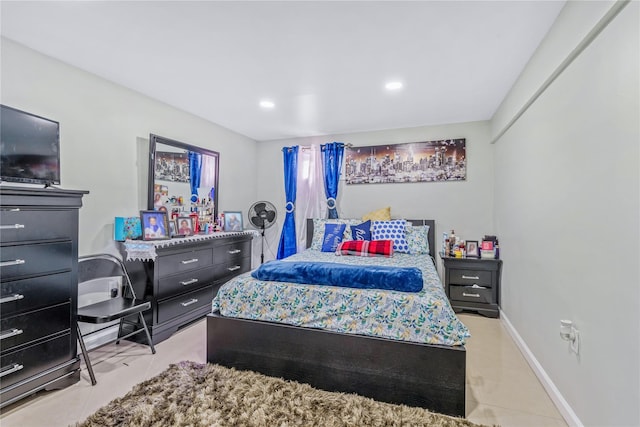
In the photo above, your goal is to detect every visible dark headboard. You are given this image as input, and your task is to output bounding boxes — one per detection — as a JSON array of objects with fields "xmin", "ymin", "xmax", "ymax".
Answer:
[{"xmin": 306, "ymin": 218, "xmax": 436, "ymax": 255}]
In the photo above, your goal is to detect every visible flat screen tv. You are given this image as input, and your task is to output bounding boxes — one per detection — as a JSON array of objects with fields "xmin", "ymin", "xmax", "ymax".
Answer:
[{"xmin": 0, "ymin": 104, "xmax": 61, "ymax": 186}]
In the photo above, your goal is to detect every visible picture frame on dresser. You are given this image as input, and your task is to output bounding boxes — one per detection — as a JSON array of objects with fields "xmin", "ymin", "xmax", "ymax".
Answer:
[
  {"xmin": 466, "ymin": 240, "xmax": 479, "ymax": 258},
  {"xmin": 168, "ymin": 220, "xmax": 178, "ymax": 238},
  {"xmin": 177, "ymin": 216, "xmax": 194, "ymax": 236},
  {"xmin": 223, "ymin": 211, "xmax": 243, "ymax": 232},
  {"xmin": 140, "ymin": 210, "xmax": 170, "ymax": 240}
]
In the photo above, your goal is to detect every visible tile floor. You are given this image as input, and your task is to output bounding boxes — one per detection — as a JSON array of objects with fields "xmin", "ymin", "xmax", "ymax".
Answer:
[{"xmin": 0, "ymin": 313, "xmax": 568, "ymax": 427}]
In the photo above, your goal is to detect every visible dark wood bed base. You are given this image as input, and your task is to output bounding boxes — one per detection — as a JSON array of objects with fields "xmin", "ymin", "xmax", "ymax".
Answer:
[{"xmin": 206, "ymin": 218, "xmax": 466, "ymax": 417}]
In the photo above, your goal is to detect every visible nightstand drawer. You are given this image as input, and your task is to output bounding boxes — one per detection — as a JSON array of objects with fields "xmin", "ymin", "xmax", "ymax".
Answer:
[
  {"xmin": 449, "ymin": 269, "xmax": 493, "ymax": 287},
  {"xmin": 450, "ymin": 285, "xmax": 493, "ymax": 304}
]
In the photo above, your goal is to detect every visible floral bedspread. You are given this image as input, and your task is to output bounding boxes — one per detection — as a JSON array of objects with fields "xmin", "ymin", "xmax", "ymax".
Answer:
[{"xmin": 212, "ymin": 250, "xmax": 470, "ymax": 346}]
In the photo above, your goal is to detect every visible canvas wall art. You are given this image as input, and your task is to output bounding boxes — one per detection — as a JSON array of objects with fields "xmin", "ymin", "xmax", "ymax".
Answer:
[{"xmin": 345, "ymin": 139, "xmax": 466, "ymax": 184}]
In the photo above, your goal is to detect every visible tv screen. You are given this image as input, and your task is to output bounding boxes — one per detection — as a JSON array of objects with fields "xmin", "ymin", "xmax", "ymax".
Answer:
[{"xmin": 0, "ymin": 105, "xmax": 61, "ymax": 185}]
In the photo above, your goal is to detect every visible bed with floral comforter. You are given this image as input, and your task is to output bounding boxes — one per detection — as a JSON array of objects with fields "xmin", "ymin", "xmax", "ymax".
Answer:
[{"xmin": 212, "ymin": 249, "xmax": 469, "ymax": 346}]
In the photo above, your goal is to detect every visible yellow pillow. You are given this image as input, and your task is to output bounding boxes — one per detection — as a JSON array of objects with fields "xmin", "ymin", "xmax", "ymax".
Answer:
[{"xmin": 362, "ymin": 206, "xmax": 391, "ymax": 222}]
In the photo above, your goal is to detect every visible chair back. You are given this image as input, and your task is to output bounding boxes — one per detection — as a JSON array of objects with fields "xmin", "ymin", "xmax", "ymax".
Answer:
[{"xmin": 78, "ymin": 254, "xmax": 138, "ymax": 299}]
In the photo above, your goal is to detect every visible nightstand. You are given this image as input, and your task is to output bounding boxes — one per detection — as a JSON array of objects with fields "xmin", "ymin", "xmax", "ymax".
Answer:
[{"xmin": 441, "ymin": 255, "xmax": 502, "ymax": 318}]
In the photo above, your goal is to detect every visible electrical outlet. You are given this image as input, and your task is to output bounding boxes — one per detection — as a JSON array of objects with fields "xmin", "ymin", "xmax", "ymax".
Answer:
[{"xmin": 559, "ymin": 319, "xmax": 580, "ymax": 355}]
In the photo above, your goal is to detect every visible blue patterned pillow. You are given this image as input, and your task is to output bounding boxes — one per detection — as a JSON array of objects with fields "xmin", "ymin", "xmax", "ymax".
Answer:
[
  {"xmin": 406, "ymin": 225, "xmax": 430, "ymax": 254},
  {"xmin": 351, "ymin": 220, "xmax": 372, "ymax": 241},
  {"xmin": 371, "ymin": 220, "xmax": 409, "ymax": 253},
  {"xmin": 321, "ymin": 223, "xmax": 347, "ymax": 252},
  {"xmin": 310, "ymin": 218, "xmax": 360, "ymax": 250}
]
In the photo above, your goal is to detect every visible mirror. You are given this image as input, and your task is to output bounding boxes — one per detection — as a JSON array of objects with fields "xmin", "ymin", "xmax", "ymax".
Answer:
[{"xmin": 147, "ymin": 134, "xmax": 219, "ymax": 232}]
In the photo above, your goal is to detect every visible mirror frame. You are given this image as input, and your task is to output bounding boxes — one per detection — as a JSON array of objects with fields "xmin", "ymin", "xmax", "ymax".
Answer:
[{"xmin": 147, "ymin": 133, "xmax": 219, "ymax": 221}]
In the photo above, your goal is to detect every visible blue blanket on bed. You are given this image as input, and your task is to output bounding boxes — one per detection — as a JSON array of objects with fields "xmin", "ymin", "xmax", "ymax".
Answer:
[{"xmin": 251, "ymin": 261, "xmax": 423, "ymax": 292}]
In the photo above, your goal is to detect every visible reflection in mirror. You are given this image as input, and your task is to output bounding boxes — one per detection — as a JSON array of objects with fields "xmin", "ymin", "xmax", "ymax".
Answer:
[{"xmin": 147, "ymin": 134, "xmax": 219, "ymax": 233}]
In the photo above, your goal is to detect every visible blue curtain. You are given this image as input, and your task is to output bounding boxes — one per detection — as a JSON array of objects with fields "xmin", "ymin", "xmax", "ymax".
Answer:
[
  {"xmin": 188, "ymin": 151, "xmax": 202, "ymax": 203},
  {"xmin": 321, "ymin": 142, "xmax": 345, "ymax": 219},
  {"xmin": 277, "ymin": 146, "xmax": 298, "ymax": 259}
]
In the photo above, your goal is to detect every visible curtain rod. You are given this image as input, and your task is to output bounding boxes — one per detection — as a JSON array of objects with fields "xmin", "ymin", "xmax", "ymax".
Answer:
[{"xmin": 286, "ymin": 143, "xmax": 353, "ymax": 152}]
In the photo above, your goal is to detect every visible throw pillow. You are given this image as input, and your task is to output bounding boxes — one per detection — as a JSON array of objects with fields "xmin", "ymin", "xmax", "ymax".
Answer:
[
  {"xmin": 321, "ymin": 223, "xmax": 347, "ymax": 252},
  {"xmin": 406, "ymin": 225, "xmax": 431, "ymax": 254},
  {"xmin": 371, "ymin": 219, "xmax": 409, "ymax": 253},
  {"xmin": 362, "ymin": 206, "xmax": 391, "ymax": 222},
  {"xmin": 310, "ymin": 218, "xmax": 360, "ymax": 250},
  {"xmin": 351, "ymin": 220, "xmax": 372, "ymax": 241}
]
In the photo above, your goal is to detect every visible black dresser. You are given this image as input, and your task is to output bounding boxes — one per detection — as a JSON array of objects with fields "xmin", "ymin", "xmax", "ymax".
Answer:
[
  {"xmin": 122, "ymin": 234, "xmax": 252, "ymax": 344},
  {"xmin": 442, "ymin": 255, "xmax": 502, "ymax": 318},
  {"xmin": 0, "ymin": 186, "xmax": 87, "ymax": 408}
]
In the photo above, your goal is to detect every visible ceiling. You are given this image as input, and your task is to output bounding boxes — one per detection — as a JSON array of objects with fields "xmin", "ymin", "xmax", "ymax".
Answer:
[{"xmin": 1, "ymin": 1, "xmax": 565, "ymax": 142}]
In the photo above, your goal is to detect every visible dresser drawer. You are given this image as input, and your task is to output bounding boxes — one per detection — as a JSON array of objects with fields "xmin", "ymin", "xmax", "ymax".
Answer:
[
  {"xmin": 0, "ymin": 208, "xmax": 75, "ymax": 244},
  {"xmin": 448, "ymin": 269, "xmax": 493, "ymax": 287},
  {"xmin": 157, "ymin": 249, "xmax": 213, "ymax": 278},
  {"xmin": 157, "ymin": 266, "xmax": 216, "ymax": 300},
  {"xmin": 213, "ymin": 255, "xmax": 251, "ymax": 282},
  {"xmin": 0, "ymin": 303, "xmax": 71, "ymax": 353},
  {"xmin": 215, "ymin": 240, "xmax": 251, "ymax": 266},
  {"xmin": 1, "ymin": 272, "xmax": 72, "ymax": 317},
  {"xmin": 0, "ymin": 241, "xmax": 72, "ymax": 281},
  {"xmin": 449, "ymin": 285, "xmax": 493, "ymax": 304},
  {"xmin": 157, "ymin": 286, "xmax": 214, "ymax": 324},
  {"xmin": 0, "ymin": 333, "xmax": 73, "ymax": 389}
]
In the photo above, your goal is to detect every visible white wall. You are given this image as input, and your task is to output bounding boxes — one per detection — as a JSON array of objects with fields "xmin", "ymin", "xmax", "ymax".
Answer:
[
  {"xmin": 491, "ymin": 2, "xmax": 639, "ymax": 426},
  {"xmin": 256, "ymin": 121, "xmax": 494, "ymax": 262},
  {"xmin": 1, "ymin": 38, "xmax": 259, "ymax": 255}
]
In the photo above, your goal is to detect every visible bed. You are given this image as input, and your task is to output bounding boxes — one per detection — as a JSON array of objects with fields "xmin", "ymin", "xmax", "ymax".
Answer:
[{"xmin": 206, "ymin": 219, "xmax": 468, "ymax": 416}]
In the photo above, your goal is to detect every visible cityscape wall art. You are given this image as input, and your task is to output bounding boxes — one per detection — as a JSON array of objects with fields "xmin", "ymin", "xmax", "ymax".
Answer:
[{"xmin": 345, "ymin": 139, "xmax": 466, "ymax": 185}]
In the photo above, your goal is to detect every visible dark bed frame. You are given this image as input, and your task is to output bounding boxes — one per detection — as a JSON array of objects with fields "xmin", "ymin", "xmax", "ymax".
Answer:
[{"xmin": 207, "ymin": 219, "xmax": 466, "ymax": 417}]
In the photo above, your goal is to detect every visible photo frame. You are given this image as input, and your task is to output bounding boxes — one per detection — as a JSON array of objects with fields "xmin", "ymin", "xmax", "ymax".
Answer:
[
  {"xmin": 168, "ymin": 220, "xmax": 178, "ymax": 238},
  {"xmin": 140, "ymin": 210, "xmax": 170, "ymax": 240},
  {"xmin": 223, "ymin": 211, "xmax": 243, "ymax": 232},
  {"xmin": 466, "ymin": 240, "xmax": 479, "ymax": 258},
  {"xmin": 176, "ymin": 216, "xmax": 195, "ymax": 236}
]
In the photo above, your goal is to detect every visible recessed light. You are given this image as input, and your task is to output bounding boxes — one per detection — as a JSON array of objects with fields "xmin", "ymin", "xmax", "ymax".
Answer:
[
  {"xmin": 260, "ymin": 100, "xmax": 275, "ymax": 109},
  {"xmin": 385, "ymin": 81, "xmax": 403, "ymax": 90}
]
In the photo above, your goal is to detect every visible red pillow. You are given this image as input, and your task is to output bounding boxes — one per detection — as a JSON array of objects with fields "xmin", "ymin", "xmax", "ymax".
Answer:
[{"xmin": 335, "ymin": 240, "xmax": 394, "ymax": 257}]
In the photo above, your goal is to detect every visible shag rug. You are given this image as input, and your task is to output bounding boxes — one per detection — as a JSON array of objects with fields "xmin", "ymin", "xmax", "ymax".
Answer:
[{"xmin": 78, "ymin": 361, "xmax": 486, "ymax": 427}]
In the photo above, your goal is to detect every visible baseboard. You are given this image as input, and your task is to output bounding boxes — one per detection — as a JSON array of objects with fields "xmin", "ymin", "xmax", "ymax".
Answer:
[
  {"xmin": 82, "ymin": 325, "xmax": 120, "ymax": 350},
  {"xmin": 500, "ymin": 311, "xmax": 583, "ymax": 427}
]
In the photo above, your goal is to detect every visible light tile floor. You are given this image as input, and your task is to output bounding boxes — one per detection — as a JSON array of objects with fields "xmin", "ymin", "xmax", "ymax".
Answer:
[{"xmin": 0, "ymin": 313, "xmax": 568, "ymax": 427}]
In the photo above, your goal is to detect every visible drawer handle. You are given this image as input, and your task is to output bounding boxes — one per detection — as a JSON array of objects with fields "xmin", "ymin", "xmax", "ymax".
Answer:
[
  {"xmin": 0, "ymin": 224, "xmax": 25, "ymax": 230},
  {"xmin": 227, "ymin": 265, "xmax": 241, "ymax": 272},
  {"xmin": 227, "ymin": 249, "xmax": 241, "ymax": 254},
  {"xmin": 462, "ymin": 292, "xmax": 481, "ymax": 298},
  {"xmin": 179, "ymin": 278, "xmax": 199, "ymax": 286},
  {"xmin": 0, "ymin": 294, "xmax": 25, "ymax": 304},
  {"xmin": 0, "ymin": 363, "xmax": 24, "ymax": 378},
  {"xmin": 0, "ymin": 259, "xmax": 26, "ymax": 268},
  {"xmin": 181, "ymin": 298, "xmax": 199, "ymax": 307},
  {"xmin": 461, "ymin": 275, "xmax": 480, "ymax": 280},
  {"xmin": 0, "ymin": 328, "xmax": 24, "ymax": 340},
  {"xmin": 181, "ymin": 258, "xmax": 199, "ymax": 265}
]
